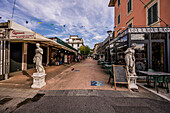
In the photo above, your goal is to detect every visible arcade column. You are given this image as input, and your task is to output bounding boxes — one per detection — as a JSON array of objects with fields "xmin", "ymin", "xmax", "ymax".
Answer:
[{"xmin": 22, "ymin": 42, "xmax": 27, "ymax": 71}]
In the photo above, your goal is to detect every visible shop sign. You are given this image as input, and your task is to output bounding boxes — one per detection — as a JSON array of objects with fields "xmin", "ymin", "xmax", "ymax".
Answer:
[
  {"xmin": 128, "ymin": 27, "xmax": 170, "ymax": 33},
  {"xmin": 10, "ymin": 30, "xmax": 35, "ymax": 39}
]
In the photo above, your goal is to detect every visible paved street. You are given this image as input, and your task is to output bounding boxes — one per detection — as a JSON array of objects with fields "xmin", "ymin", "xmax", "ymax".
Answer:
[
  {"xmin": 13, "ymin": 90, "xmax": 170, "ymax": 113},
  {"xmin": 41, "ymin": 58, "xmax": 146, "ymax": 91},
  {"xmin": 0, "ymin": 58, "xmax": 169, "ymax": 113}
]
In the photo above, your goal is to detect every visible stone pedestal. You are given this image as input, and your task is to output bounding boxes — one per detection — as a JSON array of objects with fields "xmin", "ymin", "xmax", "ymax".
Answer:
[
  {"xmin": 31, "ymin": 73, "xmax": 46, "ymax": 88},
  {"xmin": 128, "ymin": 76, "xmax": 138, "ymax": 90}
]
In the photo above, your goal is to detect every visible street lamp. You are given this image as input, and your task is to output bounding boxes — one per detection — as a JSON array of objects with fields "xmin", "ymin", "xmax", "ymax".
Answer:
[{"xmin": 107, "ymin": 30, "xmax": 112, "ymax": 65}]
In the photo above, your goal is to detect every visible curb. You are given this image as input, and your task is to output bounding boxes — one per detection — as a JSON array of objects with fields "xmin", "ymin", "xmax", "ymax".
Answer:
[{"xmin": 137, "ymin": 83, "xmax": 170, "ymax": 102}]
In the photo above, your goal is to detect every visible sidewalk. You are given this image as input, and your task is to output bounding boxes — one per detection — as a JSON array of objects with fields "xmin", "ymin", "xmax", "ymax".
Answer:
[
  {"xmin": 0, "ymin": 87, "xmax": 39, "ymax": 113},
  {"xmin": 0, "ymin": 63, "xmax": 76, "ymax": 89},
  {"xmin": 0, "ymin": 63, "xmax": 76, "ymax": 113},
  {"xmin": 137, "ymin": 82, "xmax": 170, "ymax": 101}
]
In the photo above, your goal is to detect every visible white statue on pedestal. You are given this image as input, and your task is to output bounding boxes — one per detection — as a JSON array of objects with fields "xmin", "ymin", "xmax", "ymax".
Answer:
[
  {"xmin": 31, "ymin": 43, "xmax": 46, "ymax": 88},
  {"xmin": 125, "ymin": 43, "xmax": 138, "ymax": 90},
  {"xmin": 33, "ymin": 43, "xmax": 45, "ymax": 73}
]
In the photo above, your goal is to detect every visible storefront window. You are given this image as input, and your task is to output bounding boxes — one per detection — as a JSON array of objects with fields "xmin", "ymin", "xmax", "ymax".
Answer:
[
  {"xmin": 151, "ymin": 33, "xmax": 166, "ymax": 40},
  {"xmin": 134, "ymin": 43, "xmax": 148, "ymax": 71},
  {"xmin": 152, "ymin": 42, "xmax": 164, "ymax": 71},
  {"xmin": 144, "ymin": 33, "xmax": 149, "ymax": 40},
  {"xmin": 50, "ymin": 49, "xmax": 63, "ymax": 66},
  {"xmin": 117, "ymin": 45, "xmax": 127, "ymax": 65}
]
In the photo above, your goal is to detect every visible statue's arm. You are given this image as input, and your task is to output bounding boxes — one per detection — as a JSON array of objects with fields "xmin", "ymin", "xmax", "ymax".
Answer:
[
  {"xmin": 40, "ymin": 48, "xmax": 43, "ymax": 54},
  {"xmin": 125, "ymin": 48, "xmax": 130, "ymax": 54}
]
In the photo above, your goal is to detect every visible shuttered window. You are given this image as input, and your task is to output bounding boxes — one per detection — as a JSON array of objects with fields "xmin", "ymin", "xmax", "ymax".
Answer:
[
  {"xmin": 118, "ymin": 0, "xmax": 120, "ymax": 7},
  {"xmin": 127, "ymin": 0, "xmax": 132, "ymax": 13},
  {"xmin": 128, "ymin": 23, "xmax": 132, "ymax": 28},
  {"xmin": 118, "ymin": 14, "xmax": 120, "ymax": 25},
  {"xmin": 148, "ymin": 3, "xmax": 158, "ymax": 25}
]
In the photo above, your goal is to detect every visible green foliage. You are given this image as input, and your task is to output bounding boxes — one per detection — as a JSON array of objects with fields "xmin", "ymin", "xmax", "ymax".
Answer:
[
  {"xmin": 85, "ymin": 46, "xmax": 90, "ymax": 55},
  {"xmin": 79, "ymin": 45, "xmax": 91, "ymax": 55},
  {"xmin": 80, "ymin": 45, "xmax": 85, "ymax": 55}
]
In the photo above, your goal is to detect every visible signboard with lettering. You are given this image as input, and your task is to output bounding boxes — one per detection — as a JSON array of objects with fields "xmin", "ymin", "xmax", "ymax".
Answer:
[
  {"xmin": 113, "ymin": 65, "xmax": 128, "ymax": 89},
  {"xmin": 10, "ymin": 30, "xmax": 35, "ymax": 39},
  {"xmin": 128, "ymin": 27, "xmax": 170, "ymax": 33}
]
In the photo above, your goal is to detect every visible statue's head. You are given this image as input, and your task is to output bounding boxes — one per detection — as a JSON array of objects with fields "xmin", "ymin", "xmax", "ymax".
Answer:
[
  {"xmin": 36, "ymin": 43, "xmax": 40, "ymax": 48},
  {"xmin": 131, "ymin": 43, "xmax": 136, "ymax": 49}
]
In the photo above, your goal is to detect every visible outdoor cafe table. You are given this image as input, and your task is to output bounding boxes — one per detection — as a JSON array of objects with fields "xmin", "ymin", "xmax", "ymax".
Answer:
[
  {"xmin": 139, "ymin": 71, "xmax": 170, "ymax": 93},
  {"xmin": 97, "ymin": 60, "xmax": 104, "ymax": 65},
  {"xmin": 101, "ymin": 62, "xmax": 109, "ymax": 68},
  {"xmin": 104, "ymin": 64, "xmax": 112, "ymax": 69}
]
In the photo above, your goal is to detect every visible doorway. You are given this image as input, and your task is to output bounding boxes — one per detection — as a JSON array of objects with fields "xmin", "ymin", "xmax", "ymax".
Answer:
[{"xmin": 151, "ymin": 42, "xmax": 164, "ymax": 71}]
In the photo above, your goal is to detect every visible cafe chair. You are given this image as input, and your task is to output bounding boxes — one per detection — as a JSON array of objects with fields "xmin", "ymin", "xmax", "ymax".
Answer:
[
  {"xmin": 147, "ymin": 69, "xmax": 165, "ymax": 93},
  {"xmin": 108, "ymin": 67, "xmax": 114, "ymax": 88},
  {"xmin": 165, "ymin": 76, "xmax": 170, "ymax": 93},
  {"xmin": 146, "ymin": 69, "xmax": 155, "ymax": 87}
]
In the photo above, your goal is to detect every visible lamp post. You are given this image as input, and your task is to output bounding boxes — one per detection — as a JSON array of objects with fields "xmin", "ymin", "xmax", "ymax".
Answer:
[{"xmin": 107, "ymin": 30, "xmax": 112, "ymax": 65}]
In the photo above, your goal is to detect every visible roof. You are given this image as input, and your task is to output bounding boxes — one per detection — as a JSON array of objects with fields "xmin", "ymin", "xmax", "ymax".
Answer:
[
  {"xmin": 108, "ymin": 0, "xmax": 116, "ymax": 7},
  {"xmin": 50, "ymin": 37, "xmax": 78, "ymax": 52},
  {"xmin": 0, "ymin": 20, "xmax": 78, "ymax": 53}
]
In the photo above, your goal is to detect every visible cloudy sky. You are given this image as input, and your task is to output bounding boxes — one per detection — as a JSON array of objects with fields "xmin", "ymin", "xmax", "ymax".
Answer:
[{"xmin": 0, "ymin": 0, "xmax": 114, "ymax": 48}]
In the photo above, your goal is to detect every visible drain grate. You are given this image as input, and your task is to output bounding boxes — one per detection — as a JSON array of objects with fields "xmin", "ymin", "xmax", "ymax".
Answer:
[{"xmin": 0, "ymin": 98, "xmax": 13, "ymax": 105}]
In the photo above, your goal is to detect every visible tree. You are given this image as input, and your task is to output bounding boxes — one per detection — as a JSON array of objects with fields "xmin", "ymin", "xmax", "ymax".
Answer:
[
  {"xmin": 80, "ymin": 45, "xmax": 85, "ymax": 55},
  {"xmin": 79, "ymin": 45, "xmax": 91, "ymax": 55},
  {"xmin": 84, "ymin": 46, "xmax": 90, "ymax": 55}
]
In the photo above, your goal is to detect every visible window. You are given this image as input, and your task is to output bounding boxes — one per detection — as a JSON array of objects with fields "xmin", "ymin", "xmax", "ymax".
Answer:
[
  {"xmin": 128, "ymin": 23, "xmax": 132, "ymax": 28},
  {"xmin": 118, "ymin": 0, "xmax": 120, "ymax": 7},
  {"xmin": 72, "ymin": 44, "xmax": 73, "ymax": 47},
  {"xmin": 118, "ymin": 14, "xmax": 120, "ymax": 25},
  {"xmin": 148, "ymin": 3, "xmax": 158, "ymax": 25},
  {"xmin": 78, "ymin": 44, "xmax": 79, "ymax": 47},
  {"xmin": 127, "ymin": 0, "xmax": 132, "ymax": 14}
]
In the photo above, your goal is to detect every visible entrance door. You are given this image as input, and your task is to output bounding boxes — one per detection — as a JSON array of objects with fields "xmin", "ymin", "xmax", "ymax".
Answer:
[{"xmin": 151, "ymin": 41, "xmax": 165, "ymax": 71}]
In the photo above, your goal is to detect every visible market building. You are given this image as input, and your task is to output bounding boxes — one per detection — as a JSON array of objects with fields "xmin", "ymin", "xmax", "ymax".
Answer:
[
  {"xmin": 108, "ymin": 0, "xmax": 170, "ymax": 72},
  {"xmin": 49, "ymin": 37, "xmax": 77, "ymax": 65},
  {"xmin": 0, "ymin": 20, "xmax": 77, "ymax": 80}
]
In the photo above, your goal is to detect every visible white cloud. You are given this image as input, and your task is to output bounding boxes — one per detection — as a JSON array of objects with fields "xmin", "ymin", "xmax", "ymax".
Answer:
[{"xmin": 0, "ymin": 0, "xmax": 114, "ymax": 48}]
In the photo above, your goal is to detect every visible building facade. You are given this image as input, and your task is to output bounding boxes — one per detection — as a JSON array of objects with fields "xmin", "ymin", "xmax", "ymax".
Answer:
[
  {"xmin": 0, "ymin": 20, "xmax": 77, "ymax": 80},
  {"xmin": 109, "ymin": 0, "xmax": 170, "ymax": 37},
  {"xmin": 109, "ymin": 0, "xmax": 170, "ymax": 72},
  {"xmin": 66, "ymin": 35, "xmax": 84, "ymax": 52},
  {"xmin": 93, "ymin": 42, "xmax": 101, "ymax": 59}
]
